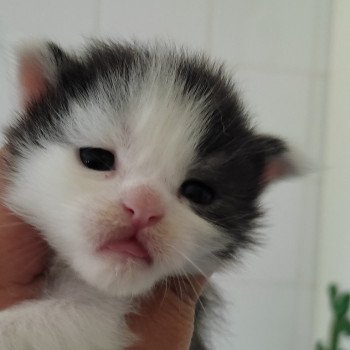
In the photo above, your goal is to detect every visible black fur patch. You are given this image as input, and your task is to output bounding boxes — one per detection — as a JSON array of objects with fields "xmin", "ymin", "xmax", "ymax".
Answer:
[{"xmin": 173, "ymin": 51, "xmax": 286, "ymax": 258}]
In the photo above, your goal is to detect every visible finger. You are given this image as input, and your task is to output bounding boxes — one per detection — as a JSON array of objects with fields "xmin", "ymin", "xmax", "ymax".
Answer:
[
  {"xmin": 0, "ymin": 275, "xmax": 45, "ymax": 310},
  {"xmin": 0, "ymin": 206, "xmax": 49, "ymax": 286}
]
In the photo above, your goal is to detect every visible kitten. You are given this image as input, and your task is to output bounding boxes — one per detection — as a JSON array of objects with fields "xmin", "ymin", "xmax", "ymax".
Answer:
[{"xmin": 0, "ymin": 41, "xmax": 291, "ymax": 350}]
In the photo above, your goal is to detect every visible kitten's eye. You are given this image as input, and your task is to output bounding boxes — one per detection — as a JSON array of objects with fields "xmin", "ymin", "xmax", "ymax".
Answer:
[
  {"xmin": 180, "ymin": 180, "xmax": 215, "ymax": 205},
  {"xmin": 79, "ymin": 148, "xmax": 115, "ymax": 171}
]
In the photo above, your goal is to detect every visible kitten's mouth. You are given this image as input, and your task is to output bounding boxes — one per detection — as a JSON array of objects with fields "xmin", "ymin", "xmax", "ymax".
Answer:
[{"xmin": 99, "ymin": 236, "xmax": 152, "ymax": 264}]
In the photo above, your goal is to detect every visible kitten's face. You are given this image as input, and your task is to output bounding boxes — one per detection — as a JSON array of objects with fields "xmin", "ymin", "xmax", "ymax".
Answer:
[{"xmin": 4, "ymin": 43, "xmax": 287, "ymax": 297}]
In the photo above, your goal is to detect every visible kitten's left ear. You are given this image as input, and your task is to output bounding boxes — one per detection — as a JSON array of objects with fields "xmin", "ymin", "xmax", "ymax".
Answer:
[
  {"xmin": 255, "ymin": 136, "xmax": 298, "ymax": 185},
  {"xmin": 17, "ymin": 42, "xmax": 68, "ymax": 109}
]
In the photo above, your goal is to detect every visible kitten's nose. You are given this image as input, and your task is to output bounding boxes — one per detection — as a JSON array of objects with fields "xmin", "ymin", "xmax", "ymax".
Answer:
[{"xmin": 122, "ymin": 186, "xmax": 164, "ymax": 229}]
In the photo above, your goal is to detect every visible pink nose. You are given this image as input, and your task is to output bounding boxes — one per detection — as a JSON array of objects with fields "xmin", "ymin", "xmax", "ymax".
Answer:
[{"xmin": 122, "ymin": 186, "xmax": 164, "ymax": 229}]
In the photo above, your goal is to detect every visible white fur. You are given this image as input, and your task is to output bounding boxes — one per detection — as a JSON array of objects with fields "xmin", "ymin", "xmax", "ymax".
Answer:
[
  {"xmin": 0, "ymin": 262, "xmax": 133, "ymax": 350},
  {"xmin": 1, "ymin": 61, "xmax": 227, "ymax": 349}
]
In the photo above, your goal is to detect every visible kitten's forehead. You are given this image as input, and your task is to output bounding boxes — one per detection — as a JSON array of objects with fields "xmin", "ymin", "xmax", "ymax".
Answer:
[
  {"xmin": 127, "ymin": 76, "xmax": 208, "ymax": 179},
  {"xmin": 8, "ymin": 43, "xmax": 251, "ymax": 186},
  {"xmin": 67, "ymin": 61, "xmax": 211, "ymax": 183}
]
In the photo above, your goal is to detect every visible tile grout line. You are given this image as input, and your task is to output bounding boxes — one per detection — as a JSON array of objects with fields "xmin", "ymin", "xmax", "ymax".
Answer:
[{"xmin": 309, "ymin": 0, "xmax": 336, "ymax": 343}]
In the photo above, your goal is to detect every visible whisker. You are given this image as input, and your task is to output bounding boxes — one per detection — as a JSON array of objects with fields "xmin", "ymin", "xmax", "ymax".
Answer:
[
  {"xmin": 170, "ymin": 246, "xmax": 209, "ymax": 280},
  {"xmin": 0, "ymin": 239, "xmax": 48, "ymax": 265},
  {"xmin": 176, "ymin": 275, "xmax": 183, "ymax": 303},
  {"xmin": 184, "ymin": 241, "xmax": 226, "ymax": 266},
  {"xmin": 1, "ymin": 237, "xmax": 47, "ymax": 252},
  {"xmin": 0, "ymin": 210, "xmax": 25, "ymax": 218},
  {"xmin": 0, "ymin": 222, "xmax": 31, "ymax": 230},
  {"xmin": 179, "ymin": 270, "xmax": 208, "ymax": 315},
  {"xmin": 0, "ymin": 249, "xmax": 48, "ymax": 268},
  {"xmin": 160, "ymin": 277, "xmax": 169, "ymax": 308}
]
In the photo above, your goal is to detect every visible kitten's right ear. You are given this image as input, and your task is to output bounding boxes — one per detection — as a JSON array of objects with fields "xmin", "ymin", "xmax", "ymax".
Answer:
[{"xmin": 18, "ymin": 42, "xmax": 68, "ymax": 109}]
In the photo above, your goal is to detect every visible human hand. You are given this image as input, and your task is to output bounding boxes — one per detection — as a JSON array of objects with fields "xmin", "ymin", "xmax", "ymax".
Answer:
[
  {"xmin": 0, "ymin": 153, "xmax": 49, "ymax": 310},
  {"xmin": 127, "ymin": 275, "xmax": 207, "ymax": 350},
  {"xmin": 0, "ymin": 204, "xmax": 49, "ymax": 310}
]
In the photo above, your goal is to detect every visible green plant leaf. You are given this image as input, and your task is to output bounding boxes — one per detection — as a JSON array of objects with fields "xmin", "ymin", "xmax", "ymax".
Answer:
[
  {"xmin": 316, "ymin": 284, "xmax": 350, "ymax": 350},
  {"xmin": 335, "ymin": 294, "xmax": 350, "ymax": 318},
  {"xmin": 315, "ymin": 341, "xmax": 325, "ymax": 350},
  {"xmin": 340, "ymin": 319, "xmax": 350, "ymax": 335},
  {"xmin": 329, "ymin": 284, "xmax": 338, "ymax": 310}
]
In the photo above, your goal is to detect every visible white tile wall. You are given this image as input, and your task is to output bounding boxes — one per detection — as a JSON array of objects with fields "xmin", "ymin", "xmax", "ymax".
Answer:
[
  {"xmin": 0, "ymin": 1, "xmax": 331, "ymax": 349},
  {"xmin": 99, "ymin": 0, "xmax": 211, "ymax": 50},
  {"xmin": 0, "ymin": 0, "xmax": 97, "ymax": 43},
  {"xmin": 211, "ymin": 0, "xmax": 317, "ymax": 72},
  {"xmin": 233, "ymin": 69, "xmax": 311, "ymax": 151},
  {"xmin": 210, "ymin": 278, "xmax": 297, "ymax": 350},
  {"xmin": 226, "ymin": 180, "xmax": 305, "ymax": 285}
]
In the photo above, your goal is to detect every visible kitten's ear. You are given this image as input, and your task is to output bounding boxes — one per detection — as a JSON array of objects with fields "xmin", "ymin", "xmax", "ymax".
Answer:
[
  {"xmin": 18, "ymin": 42, "xmax": 68, "ymax": 108},
  {"xmin": 255, "ymin": 136, "xmax": 297, "ymax": 185}
]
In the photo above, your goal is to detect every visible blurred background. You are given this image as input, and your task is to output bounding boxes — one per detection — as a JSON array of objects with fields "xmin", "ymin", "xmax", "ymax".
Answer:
[{"xmin": 0, "ymin": 1, "xmax": 348, "ymax": 349}]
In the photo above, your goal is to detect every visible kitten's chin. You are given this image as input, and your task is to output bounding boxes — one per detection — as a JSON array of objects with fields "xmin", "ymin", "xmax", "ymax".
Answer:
[{"xmin": 71, "ymin": 253, "xmax": 160, "ymax": 297}]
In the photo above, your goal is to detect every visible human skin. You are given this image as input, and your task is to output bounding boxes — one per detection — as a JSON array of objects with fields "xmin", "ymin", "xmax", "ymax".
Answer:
[
  {"xmin": 0, "ymin": 159, "xmax": 206, "ymax": 349},
  {"xmin": 0, "ymin": 203, "xmax": 49, "ymax": 310},
  {"xmin": 127, "ymin": 275, "xmax": 206, "ymax": 350}
]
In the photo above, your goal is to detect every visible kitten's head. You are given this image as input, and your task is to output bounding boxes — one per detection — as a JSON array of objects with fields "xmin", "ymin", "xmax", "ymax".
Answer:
[{"xmin": 4, "ymin": 42, "xmax": 291, "ymax": 297}]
